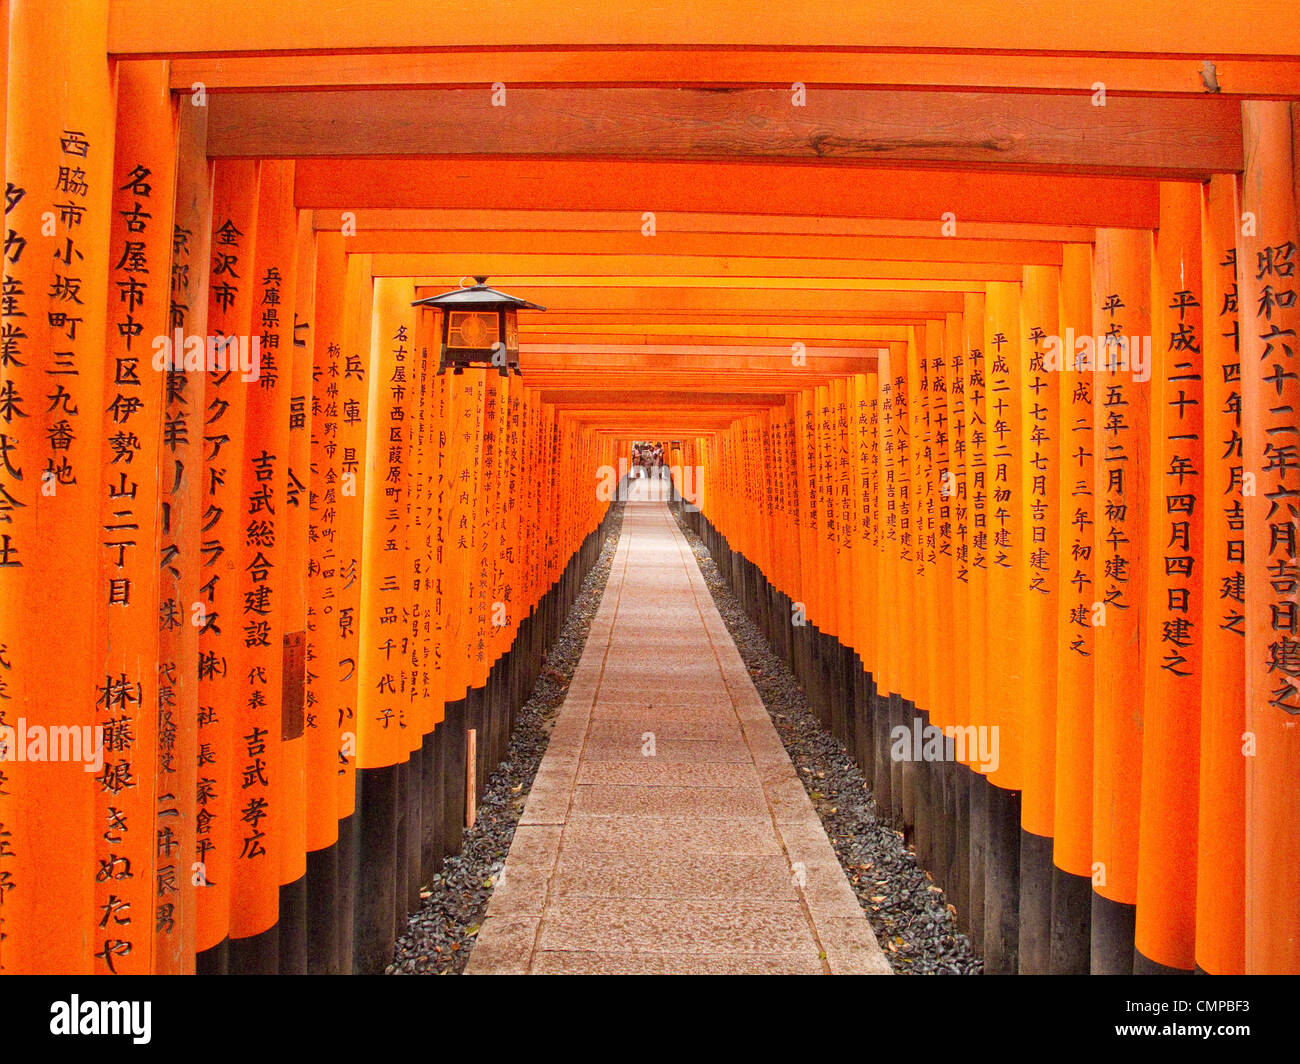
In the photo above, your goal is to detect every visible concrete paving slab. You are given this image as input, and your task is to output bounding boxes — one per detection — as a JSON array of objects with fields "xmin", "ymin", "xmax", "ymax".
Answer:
[
  {"xmin": 550, "ymin": 852, "xmax": 799, "ymax": 902},
  {"xmin": 559, "ymin": 815, "xmax": 785, "ymax": 857},
  {"xmin": 465, "ymin": 499, "xmax": 889, "ymax": 975},
  {"xmin": 584, "ymin": 719, "xmax": 745, "ymax": 742},
  {"xmin": 532, "ymin": 951, "xmax": 824, "ymax": 975},
  {"xmin": 579, "ymin": 737, "xmax": 754, "ymax": 763},
  {"xmin": 574, "ymin": 761, "xmax": 763, "ymax": 788},
  {"xmin": 569, "ymin": 783, "xmax": 770, "ymax": 819},
  {"xmin": 587, "ymin": 704, "xmax": 739, "ymax": 725},
  {"xmin": 536, "ymin": 897, "xmax": 819, "ymax": 954}
]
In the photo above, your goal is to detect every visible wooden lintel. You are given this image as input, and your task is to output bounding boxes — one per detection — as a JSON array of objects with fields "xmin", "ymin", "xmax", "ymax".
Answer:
[{"xmin": 209, "ymin": 86, "xmax": 1241, "ymax": 177}]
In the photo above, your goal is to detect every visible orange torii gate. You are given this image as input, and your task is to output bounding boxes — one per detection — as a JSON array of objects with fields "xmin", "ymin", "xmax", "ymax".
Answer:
[{"xmin": 684, "ymin": 158, "xmax": 1296, "ymax": 975}]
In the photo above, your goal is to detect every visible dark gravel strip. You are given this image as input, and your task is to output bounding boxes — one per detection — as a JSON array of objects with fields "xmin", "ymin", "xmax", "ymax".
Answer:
[
  {"xmin": 388, "ymin": 502, "xmax": 626, "ymax": 975},
  {"xmin": 673, "ymin": 509, "xmax": 982, "ymax": 976}
]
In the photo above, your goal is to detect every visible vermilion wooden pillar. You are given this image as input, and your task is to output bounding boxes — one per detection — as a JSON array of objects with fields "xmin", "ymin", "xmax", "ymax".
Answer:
[
  {"xmin": 465, "ymin": 368, "xmax": 490, "ymax": 814},
  {"xmin": 228, "ymin": 158, "xmax": 298, "ymax": 973},
  {"xmin": 942, "ymin": 311, "xmax": 973, "ymax": 932},
  {"xmin": 961, "ymin": 293, "xmax": 990, "ymax": 769},
  {"xmin": 304, "ymin": 230, "xmax": 350, "ymax": 973},
  {"xmin": 1051, "ymin": 242, "xmax": 1096, "ymax": 973},
  {"xmin": 898, "ymin": 333, "xmax": 920, "ymax": 725},
  {"xmin": 925, "ymin": 319, "xmax": 955, "ymax": 895},
  {"xmin": 876, "ymin": 349, "xmax": 901, "ymax": 827},
  {"xmin": 833, "ymin": 378, "xmax": 855, "ymax": 733},
  {"xmin": 441, "ymin": 372, "xmax": 478, "ymax": 711},
  {"xmin": 1237, "ymin": 100, "xmax": 1300, "ymax": 975},
  {"xmin": 394, "ymin": 281, "xmax": 424, "ymax": 923},
  {"xmin": 782, "ymin": 397, "xmax": 805, "ymax": 657},
  {"xmin": 793, "ymin": 388, "xmax": 818, "ymax": 663},
  {"xmin": 541, "ymin": 403, "xmax": 557, "ymax": 603},
  {"xmin": 861, "ymin": 371, "xmax": 883, "ymax": 789},
  {"xmin": 409, "ymin": 299, "xmax": 442, "ymax": 887},
  {"xmin": 928, "ymin": 320, "xmax": 955, "ymax": 734},
  {"xmin": 1135, "ymin": 181, "xmax": 1205, "ymax": 975},
  {"xmin": 478, "ymin": 370, "xmax": 506, "ymax": 776},
  {"xmin": 0, "ymin": 0, "xmax": 114, "ymax": 976},
  {"xmin": 1196, "ymin": 172, "xmax": 1246, "ymax": 975},
  {"xmin": 278, "ymin": 209, "xmax": 316, "ymax": 974},
  {"xmin": 815, "ymin": 383, "xmax": 836, "ymax": 674},
  {"xmin": 960, "ymin": 292, "xmax": 991, "ymax": 955},
  {"xmin": 332, "ymin": 250, "xmax": 372, "ymax": 969},
  {"xmin": 500, "ymin": 375, "xmax": 522, "ymax": 726},
  {"xmin": 352, "ymin": 275, "xmax": 415, "ymax": 973},
  {"xmin": 195, "ymin": 158, "xmax": 259, "ymax": 971},
  {"xmin": 849, "ymin": 371, "xmax": 874, "ymax": 779},
  {"xmin": 1089, "ymin": 227, "xmax": 1152, "ymax": 974},
  {"xmin": 424, "ymin": 335, "xmax": 452, "ymax": 879},
  {"xmin": 163, "ymin": 81, "xmax": 212, "ymax": 978},
  {"xmin": 893, "ymin": 342, "xmax": 915, "ymax": 830},
  {"xmin": 1016, "ymin": 263, "xmax": 1061, "ymax": 974},
  {"xmin": 907, "ymin": 326, "xmax": 932, "ymax": 867},
  {"xmin": 847, "ymin": 376, "xmax": 868, "ymax": 693},
  {"xmin": 763, "ymin": 406, "xmax": 781, "ymax": 632},
  {"xmin": 94, "ymin": 59, "xmax": 178, "ymax": 975},
  {"xmin": 981, "ymin": 279, "xmax": 1024, "ymax": 974},
  {"xmin": 982, "ymin": 281, "xmax": 1026, "ymax": 795},
  {"xmin": 355, "ymin": 273, "xmax": 414, "ymax": 764},
  {"xmin": 517, "ymin": 386, "xmax": 537, "ymax": 634},
  {"xmin": 911, "ymin": 325, "xmax": 933, "ymax": 701},
  {"xmin": 767, "ymin": 406, "xmax": 788, "ymax": 626}
]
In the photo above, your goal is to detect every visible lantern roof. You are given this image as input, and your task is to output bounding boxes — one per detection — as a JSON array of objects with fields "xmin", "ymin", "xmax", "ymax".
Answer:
[{"xmin": 411, "ymin": 276, "xmax": 545, "ymax": 312}]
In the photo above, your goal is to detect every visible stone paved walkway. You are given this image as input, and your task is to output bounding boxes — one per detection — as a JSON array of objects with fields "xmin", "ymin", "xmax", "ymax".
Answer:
[{"xmin": 465, "ymin": 495, "xmax": 890, "ymax": 974}]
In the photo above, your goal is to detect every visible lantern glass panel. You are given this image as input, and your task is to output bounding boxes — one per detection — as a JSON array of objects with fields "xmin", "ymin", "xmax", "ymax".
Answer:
[{"xmin": 448, "ymin": 310, "xmax": 497, "ymax": 350}]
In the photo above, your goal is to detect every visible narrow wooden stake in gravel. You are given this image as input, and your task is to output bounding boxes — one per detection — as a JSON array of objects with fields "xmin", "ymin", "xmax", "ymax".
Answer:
[
  {"xmin": 466, "ymin": 730, "xmax": 477, "ymax": 829},
  {"xmin": 465, "ymin": 487, "xmax": 891, "ymax": 974}
]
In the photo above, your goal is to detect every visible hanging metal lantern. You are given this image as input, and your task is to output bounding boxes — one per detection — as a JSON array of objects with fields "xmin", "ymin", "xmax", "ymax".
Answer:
[{"xmin": 410, "ymin": 276, "xmax": 545, "ymax": 377}]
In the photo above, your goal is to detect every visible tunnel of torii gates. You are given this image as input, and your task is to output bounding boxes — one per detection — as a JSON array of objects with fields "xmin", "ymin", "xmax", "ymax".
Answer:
[{"xmin": 0, "ymin": 0, "xmax": 1298, "ymax": 978}]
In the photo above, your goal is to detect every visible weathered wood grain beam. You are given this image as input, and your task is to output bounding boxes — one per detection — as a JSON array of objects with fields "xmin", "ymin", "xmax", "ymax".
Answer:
[{"xmin": 209, "ymin": 87, "xmax": 1241, "ymax": 176}]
